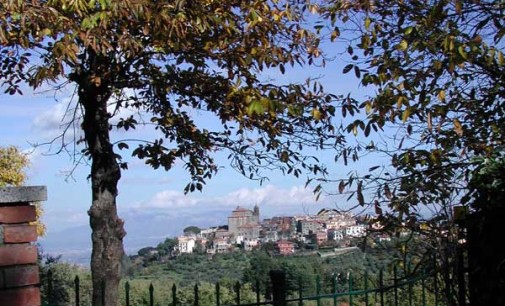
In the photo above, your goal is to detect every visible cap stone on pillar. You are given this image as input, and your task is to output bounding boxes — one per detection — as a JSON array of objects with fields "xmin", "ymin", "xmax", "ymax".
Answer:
[{"xmin": 0, "ymin": 186, "xmax": 47, "ymax": 204}]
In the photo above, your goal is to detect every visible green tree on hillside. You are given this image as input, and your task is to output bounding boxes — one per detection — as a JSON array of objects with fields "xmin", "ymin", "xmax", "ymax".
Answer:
[
  {"xmin": 183, "ymin": 226, "xmax": 201, "ymax": 235},
  {"xmin": 1, "ymin": 1, "xmax": 342, "ymax": 304}
]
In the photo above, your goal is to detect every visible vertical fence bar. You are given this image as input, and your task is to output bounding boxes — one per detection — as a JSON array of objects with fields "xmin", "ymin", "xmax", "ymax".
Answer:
[
  {"xmin": 270, "ymin": 270, "xmax": 286, "ymax": 306},
  {"xmin": 125, "ymin": 281, "xmax": 130, "ymax": 306},
  {"xmin": 379, "ymin": 269, "xmax": 384, "ymax": 306},
  {"xmin": 255, "ymin": 279, "xmax": 260, "ymax": 306},
  {"xmin": 422, "ymin": 276, "xmax": 426, "ymax": 306},
  {"xmin": 149, "ymin": 283, "xmax": 154, "ymax": 306},
  {"xmin": 74, "ymin": 275, "xmax": 80, "ymax": 306},
  {"xmin": 364, "ymin": 270, "xmax": 369, "ymax": 306},
  {"xmin": 434, "ymin": 269, "xmax": 439, "ymax": 306},
  {"xmin": 172, "ymin": 283, "xmax": 177, "ymax": 306},
  {"xmin": 48, "ymin": 269, "xmax": 53, "ymax": 304},
  {"xmin": 194, "ymin": 284, "xmax": 199, "ymax": 306},
  {"xmin": 348, "ymin": 272, "xmax": 353, "ymax": 306},
  {"xmin": 316, "ymin": 275, "xmax": 321, "ymax": 306},
  {"xmin": 457, "ymin": 243, "xmax": 466, "ymax": 306},
  {"xmin": 298, "ymin": 277, "xmax": 303, "ymax": 306},
  {"xmin": 235, "ymin": 281, "xmax": 241, "ymax": 305},
  {"xmin": 216, "ymin": 282, "xmax": 220, "ymax": 306},
  {"xmin": 100, "ymin": 279, "xmax": 106, "ymax": 306},
  {"xmin": 393, "ymin": 266, "xmax": 398, "ymax": 306},
  {"xmin": 332, "ymin": 275, "xmax": 337, "ymax": 306},
  {"xmin": 408, "ymin": 279, "xmax": 413, "ymax": 306}
]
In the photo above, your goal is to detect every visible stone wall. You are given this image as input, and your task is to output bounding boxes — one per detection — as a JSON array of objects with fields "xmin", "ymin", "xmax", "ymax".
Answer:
[{"xmin": 0, "ymin": 186, "xmax": 47, "ymax": 306}]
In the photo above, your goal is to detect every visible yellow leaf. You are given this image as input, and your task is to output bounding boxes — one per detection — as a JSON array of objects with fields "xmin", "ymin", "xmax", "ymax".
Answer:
[
  {"xmin": 438, "ymin": 90, "xmax": 446, "ymax": 101},
  {"xmin": 453, "ymin": 118, "xmax": 463, "ymax": 136},
  {"xmin": 402, "ymin": 108, "xmax": 410, "ymax": 122},
  {"xmin": 364, "ymin": 17, "xmax": 371, "ymax": 30},
  {"xmin": 398, "ymin": 40, "xmax": 408, "ymax": 51},
  {"xmin": 311, "ymin": 108, "xmax": 321, "ymax": 120},
  {"xmin": 365, "ymin": 102, "xmax": 372, "ymax": 114}
]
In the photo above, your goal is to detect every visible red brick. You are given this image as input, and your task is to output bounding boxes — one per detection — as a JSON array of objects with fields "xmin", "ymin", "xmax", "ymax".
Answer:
[
  {"xmin": 0, "ymin": 287, "xmax": 40, "ymax": 306},
  {"xmin": 3, "ymin": 225, "xmax": 37, "ymax": 243},
  {"xmin": 0, "ymin": 245, "xmax": 38, "ymax": 266},
  {"xmin": 2, "ymin": 265, "xmax": 39, "ymax": 288},
  {"xmin": 0, "ymin": 206, "xmax": 36, "ymax": 224}
]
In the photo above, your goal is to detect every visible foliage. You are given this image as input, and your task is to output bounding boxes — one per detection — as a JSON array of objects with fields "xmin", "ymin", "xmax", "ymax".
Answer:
[
  {"xmin": 0, "ymin": 146, "xmax": 29, "ymax": 187},
  {"xmin": 1, "ymin": 0, "xmax": 340, "ymax": 186},
  {"xmin": 463, "ymin": 155, "xmax": 505, "ymax": 211},
  {"xmin": 316, "ymin": 2, "xmax": 505, "ymax": 303},
  {"xmin": 1, "ymin": 1, "xmax": 344, "ymax": 304},
  {"xmin": 318, "ymin": 0, "xmax": 505, "ymax": 245},
  {"xmin": 39, "ymin": 252, "xmax": 93, "ymax": 306},
  {"xmin": 183, "ymin": 226, "xmax": 201, "ymax": 235},
  {"xmin": 156, "ymin": 237, "xmax": 178, "ymax": 257}
]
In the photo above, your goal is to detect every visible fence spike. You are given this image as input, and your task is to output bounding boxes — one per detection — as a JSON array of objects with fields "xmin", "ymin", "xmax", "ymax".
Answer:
[
  {"xmin": 149, "ymin": 283, "xmax": 154, "ymax": 306},
  {"xmin": 194, "ymin": 283, "xmax": 199, "ymax": 306},
  {"xmin": 332, "ymin": 274, "xmax": 337, "ymax": 306},
  {"xmin": 422, "ymin": 275, "xmax": 426, "ymax": 306},
  {"xmin": 172, "ymin": 283, "xmax": 177, "ymax": 306},
  {"xmin": 364, "ymin": 270, "xmax": 369, "ymax": 306},
  {"xmin": 255, "ymin": 279, "xmax": 260, "ymax": 305},
  {"xmin": 348, "ymin": 271, "xmax": 353, "ymax": 306},
  {"xmin": 393, "ymin": 266, "xmax": 398, "ymax": 306},
  {"xmin": 316, "ymin": 275, "xmax": 321, "ymax": 306},
  {"xmin": 216, "ymin": 282, "xmax": 220, "ymax": 306},
  {"xmin": 47, "ymin": 269, "xmax": 53, "ymax": 304},
  {"xmin": 125, "ymin": 281, "xmax": 130, "ymax": 306},
  {"xmin": 379, "ymin": 268, "xmax": 384, "ymax": 306},
  {"xmin": 74, "ymin": 275, "xmax": 80, "ymax": 306},
  {"xmin": 235, "ymin": 281, "xmax": 241, "ymax": 305},
  {"xmin": 298, "ymin": 276, "xmax": 303, "ymax": 306}
]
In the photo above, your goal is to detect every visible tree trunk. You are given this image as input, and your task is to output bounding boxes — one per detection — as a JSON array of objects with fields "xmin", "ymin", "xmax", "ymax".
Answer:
[{"xmin": 80, "ymin": 81, "xmax": 126, "ymax": 306}]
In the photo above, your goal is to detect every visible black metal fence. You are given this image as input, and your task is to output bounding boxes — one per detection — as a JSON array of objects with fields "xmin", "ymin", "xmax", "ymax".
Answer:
[{"xmin": 43, "ymin": 266, "xmax": 445, "ymax": 306}]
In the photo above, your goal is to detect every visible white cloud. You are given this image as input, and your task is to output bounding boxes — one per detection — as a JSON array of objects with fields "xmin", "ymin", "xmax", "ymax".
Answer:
[
  {"xmin": 133, "ymin": 184, "xmax": 339, "ymax": 219},
  {"xmin": 31, "ymin": 99, "xmax": 83, "ymax": 143}
]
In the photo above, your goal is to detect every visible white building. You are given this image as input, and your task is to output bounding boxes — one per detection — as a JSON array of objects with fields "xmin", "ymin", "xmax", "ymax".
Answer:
[
  {"xmin": 213, "ymin": 238, "xmax": 231, "ymax": 253},
  {"xmin": 178, "ymin": 236, "xmax": 196, "ymax": 253},
  {"xmin": 244, "ymin": 239, "xmax": 259, "ymax": 251},
  {"xmin": 330, "ymin": 230, "xmax": 344, "ymax": 241},
  {"xmin": 345, "ymin": 225, "xmax": 367, "ymax": 237}
]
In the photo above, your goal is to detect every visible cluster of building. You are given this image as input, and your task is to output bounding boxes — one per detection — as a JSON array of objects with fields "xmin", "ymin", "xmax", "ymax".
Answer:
[{"xmin": 174, "ymin": 206, "xmax": 388, "ymax": 256}]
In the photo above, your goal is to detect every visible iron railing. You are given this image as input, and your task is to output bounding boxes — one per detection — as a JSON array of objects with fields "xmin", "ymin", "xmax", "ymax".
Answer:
[{"xmin": 43, "ymin": 266, "xmax": 444, "ymax": 306}]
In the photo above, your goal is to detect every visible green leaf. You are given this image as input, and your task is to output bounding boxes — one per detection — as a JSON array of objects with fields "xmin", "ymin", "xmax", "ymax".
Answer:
[
  {"xmin": 338, "ymin": 180, "xmax": 345, "ymax": 194},
  {"xmin": 343, "ymin": 64, "xmax": 353, "ymax": 74}
]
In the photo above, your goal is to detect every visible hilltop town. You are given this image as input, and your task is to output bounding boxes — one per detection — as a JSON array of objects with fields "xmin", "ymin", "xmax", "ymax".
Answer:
[{"xmin": 137, "ymin": 206, "xmax": 391, "ymax": 259}]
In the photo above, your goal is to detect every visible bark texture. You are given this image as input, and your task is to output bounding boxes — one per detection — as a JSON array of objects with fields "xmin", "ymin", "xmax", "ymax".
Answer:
[{"xmin": 79, "ymin": 68, "xmax": 126, "ymax": 306}]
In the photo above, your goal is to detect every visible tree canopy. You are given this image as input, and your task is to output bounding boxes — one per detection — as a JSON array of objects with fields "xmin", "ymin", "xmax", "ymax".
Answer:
[
  {"xmin": 183, "ymin": 226, "xmax": 201, "ymax": 235},
  {"xmin": 1, "ymin": 1, "xmax": 343, "ymax": 305},
  {"xmin": 318, "ymin": 1, "xmax": 504, "ymax": 304},
  {"xmin": 318, "ymin": 0, "xmax": 505, "ymax": 229}
]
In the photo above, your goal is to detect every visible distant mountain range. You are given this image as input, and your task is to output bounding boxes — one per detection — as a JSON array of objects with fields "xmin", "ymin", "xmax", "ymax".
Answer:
[{"xmin": 39, "ymin": 208, "xmax": 229, "ymax": 265}]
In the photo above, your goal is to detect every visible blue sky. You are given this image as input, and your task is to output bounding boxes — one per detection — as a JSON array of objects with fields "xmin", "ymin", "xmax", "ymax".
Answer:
[{"xmin": 0, "ymin": 45, "xmax": 386, "ymax": 257}]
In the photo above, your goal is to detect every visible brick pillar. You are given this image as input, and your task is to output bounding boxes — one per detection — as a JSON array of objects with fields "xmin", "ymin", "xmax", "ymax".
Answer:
[{"xmin": 0, "ymin": 186, "xmax": 47, "ymax": 306}]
